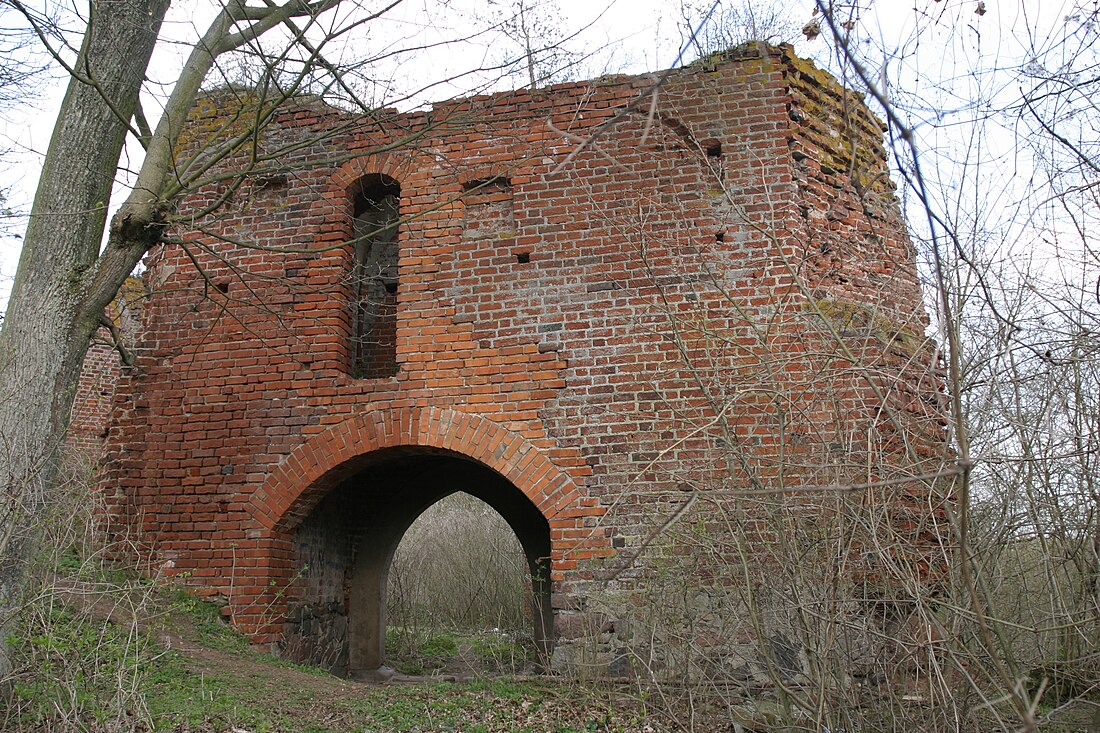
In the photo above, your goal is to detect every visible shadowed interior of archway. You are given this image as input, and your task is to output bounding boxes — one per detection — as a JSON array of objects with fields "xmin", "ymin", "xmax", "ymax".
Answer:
[{"xmin": 280, "ymin": 448, "xmax": 553, "ymax": 677}]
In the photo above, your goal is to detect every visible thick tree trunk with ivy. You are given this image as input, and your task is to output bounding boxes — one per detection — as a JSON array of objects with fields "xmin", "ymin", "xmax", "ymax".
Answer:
[{"xmin": 0, "ymin": 0, "xmax": 170, "ymax": 678}]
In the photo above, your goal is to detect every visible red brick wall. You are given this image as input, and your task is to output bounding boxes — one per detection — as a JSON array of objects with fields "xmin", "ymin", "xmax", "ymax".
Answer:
[
  {"xmin": 66, "ymin": 340, "xmax": 120, "ymax": 468},
  {"xmin": 66, "ymin": 277, "xmax": 144, "ymax": 470},
  {"xmin": 96, "ymin": 44, "xmax": 947, "ymax": 663}
]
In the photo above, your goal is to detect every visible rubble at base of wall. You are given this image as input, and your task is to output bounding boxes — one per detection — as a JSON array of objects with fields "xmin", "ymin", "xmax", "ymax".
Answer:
[{"xmin": 550, "ymin": 580, "xmax": 940, "ymax": 688}]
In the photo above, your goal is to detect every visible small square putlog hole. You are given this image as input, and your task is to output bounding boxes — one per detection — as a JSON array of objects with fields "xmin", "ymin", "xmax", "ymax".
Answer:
[{"xmin": 516, "ymin": 251, "xmax": 531, "ymax": 264}]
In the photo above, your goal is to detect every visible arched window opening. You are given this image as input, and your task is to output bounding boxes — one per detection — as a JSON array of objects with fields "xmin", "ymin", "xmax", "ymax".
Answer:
[
  {"xmin": 386, "ymin": 492, "xmax": 537, "ymax": 676},
  {"xmin": 351, "ymin": 175, "xmax": 400, "ymax": 378}
]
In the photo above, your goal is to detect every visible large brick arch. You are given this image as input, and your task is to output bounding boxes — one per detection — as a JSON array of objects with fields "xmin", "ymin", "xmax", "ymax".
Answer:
[{"xmin": 249, "ymin": 406, "xmax": 582, "ymax": 534}]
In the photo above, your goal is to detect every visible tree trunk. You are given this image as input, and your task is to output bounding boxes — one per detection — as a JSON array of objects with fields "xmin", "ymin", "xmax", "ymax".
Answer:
[{"xmin": 0, "ymin": 0, "xmax": 169, "ymax": 679}]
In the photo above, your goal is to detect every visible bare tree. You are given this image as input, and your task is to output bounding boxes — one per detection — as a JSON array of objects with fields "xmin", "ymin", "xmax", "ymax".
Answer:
[
  {"xmin": 0, "ymin": 0, "xmax": 48, "ymax": 235},
  {"xmin": 679, "ymin": 0, "xmax": 803, "ymax": 55},
  {"xmin": 794, "ymin": 1, "xmax": 1100, "ymax": 729},
  {"xmin": 0, "ymin": 0, "xmax": 500, "ymax": 678},
  {"xmin": 520, "ymin": 3, "xmax": 1096, "ymax": 729},
  {"xmin": 481, "ymin": 0, "xmax": 584, "ymax": 90}
]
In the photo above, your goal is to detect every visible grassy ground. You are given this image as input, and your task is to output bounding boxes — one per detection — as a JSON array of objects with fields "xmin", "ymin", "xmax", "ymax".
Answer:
[
  {"xmin": 2, "ymin": 576, "xmax": 661, "ymax": 733},
  {"xmin": 145, "ymin": 670, "xmax": 653, "ymax": 733},
  {"xmin": 8, "ymin": 570, "xmax": 1096, "ymax": 732},
  {"xmin": 385, "ymin": 626, "xmax": 539, "ymax": 677}
]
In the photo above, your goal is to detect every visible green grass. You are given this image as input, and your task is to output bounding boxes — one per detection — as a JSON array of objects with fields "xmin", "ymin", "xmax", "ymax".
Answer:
[
  {"xmin": 145, "ymin": 674, "xmax": 648, "ymax": 733},
  {"xmin": 385, "ymin": 626, "xmax": 535, "ymax": 676},
  {"xmin": 6, "ymin": 603, "xmax": 155, "ymax": 730},
  {"xmin": 141, "ymin": 656, "xmax": 647, "ymax": 733},
  {"xmin": 162, "ymin": 587, "xmax": 251, "ymax": 652},
  {"xmin": 4, "ymin": 578, "xmax": 657, "ymax": 733}
]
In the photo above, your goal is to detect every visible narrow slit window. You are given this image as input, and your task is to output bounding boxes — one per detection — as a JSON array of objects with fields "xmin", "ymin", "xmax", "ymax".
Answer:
[{"xmin": 350, "ymin": 175, "xmax": 400, "ymax": 378}]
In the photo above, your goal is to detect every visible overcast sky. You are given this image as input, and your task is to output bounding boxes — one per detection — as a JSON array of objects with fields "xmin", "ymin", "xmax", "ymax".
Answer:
[{"xmin": 0, "ymin": 0, "xmax": 1084, "ymax": 310}]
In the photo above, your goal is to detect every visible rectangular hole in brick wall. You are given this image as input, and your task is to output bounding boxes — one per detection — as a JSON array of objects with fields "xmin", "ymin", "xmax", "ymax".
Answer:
[
  {"xmin": 462, "ymin": 178, "xmax": 514, "ymax": 238},
  {"xmin": 255, "ymin": 173, "xmax": 288, "ymax": 190},
  {"xmin": 351, "ymin": 174, "xmax": 400, "ymax": 379}
]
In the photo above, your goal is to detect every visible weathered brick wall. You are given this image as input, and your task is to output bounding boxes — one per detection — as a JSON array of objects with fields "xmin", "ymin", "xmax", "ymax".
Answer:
[
  {"xmin": 94, "ymin": 44, "xmax": 948, "ymax": 675},
  {"xmin": 67, "ymin": 341, "xmax": 119, "ymax": 468},
  {"xmin": 66, "ymin": 277, "xmax": 144, "ymax": 470}
]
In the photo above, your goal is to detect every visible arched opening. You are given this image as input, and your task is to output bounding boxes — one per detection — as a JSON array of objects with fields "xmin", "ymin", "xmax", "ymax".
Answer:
[
  {"xmin": 386, "ymin": 492, "xmax": 535, "ymax": 675},
  {"xmin": 350, "ymin": 174, "xmax": 400, "ymax": 378},
  {"xmin": 281, "ymin": 448, "xmax": 552, "ymax": 678}
]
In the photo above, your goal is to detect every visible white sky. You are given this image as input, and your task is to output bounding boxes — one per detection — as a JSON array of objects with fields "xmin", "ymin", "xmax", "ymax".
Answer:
[
  {"xmin": 0, "ymin": 0, "xmax": 1087, "ymax": 311},
  {"xmin": 3, "ymin": 0, "xmax": 785, "ymax": 305}
]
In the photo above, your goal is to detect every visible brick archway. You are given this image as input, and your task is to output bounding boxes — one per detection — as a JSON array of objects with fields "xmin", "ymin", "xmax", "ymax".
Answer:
[
  {"xmin": 249, "ymin": 406, "xmax": 583, "ymax": 534},
  {"xmin": 246, "ymin": 406, "xmax": 591, "ymax": 673}
]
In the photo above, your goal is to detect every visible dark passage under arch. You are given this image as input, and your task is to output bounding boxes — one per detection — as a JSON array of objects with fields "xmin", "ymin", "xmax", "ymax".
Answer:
[{"xmin": 283, "ymin": 448, "xmax": 553, "ymax": 677}]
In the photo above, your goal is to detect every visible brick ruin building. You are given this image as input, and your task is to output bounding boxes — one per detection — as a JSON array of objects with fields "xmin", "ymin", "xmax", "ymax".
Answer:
[{"xmin": 79, "ymin": 44, "xmax": 950, "ymax": 678}]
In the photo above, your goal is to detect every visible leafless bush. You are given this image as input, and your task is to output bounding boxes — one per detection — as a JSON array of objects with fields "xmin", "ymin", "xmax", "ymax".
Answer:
[
  {"xmin": 0, "ymin": 460, "xmax": 162, "ymax": 732},
  {"xmin": 387, "ymin": 491, "xmax": 531, "ymax": 633},
  {"xmin": 679, "ymin": 0, "xmax": 803, "ymax": 53},
  {"xmin": 594, "ymin": 493, "xmax": 972, "ymax": 732},
  {"xmin": 575, "ymin": 4, "xmax": 1100, "ymax": 728}
]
